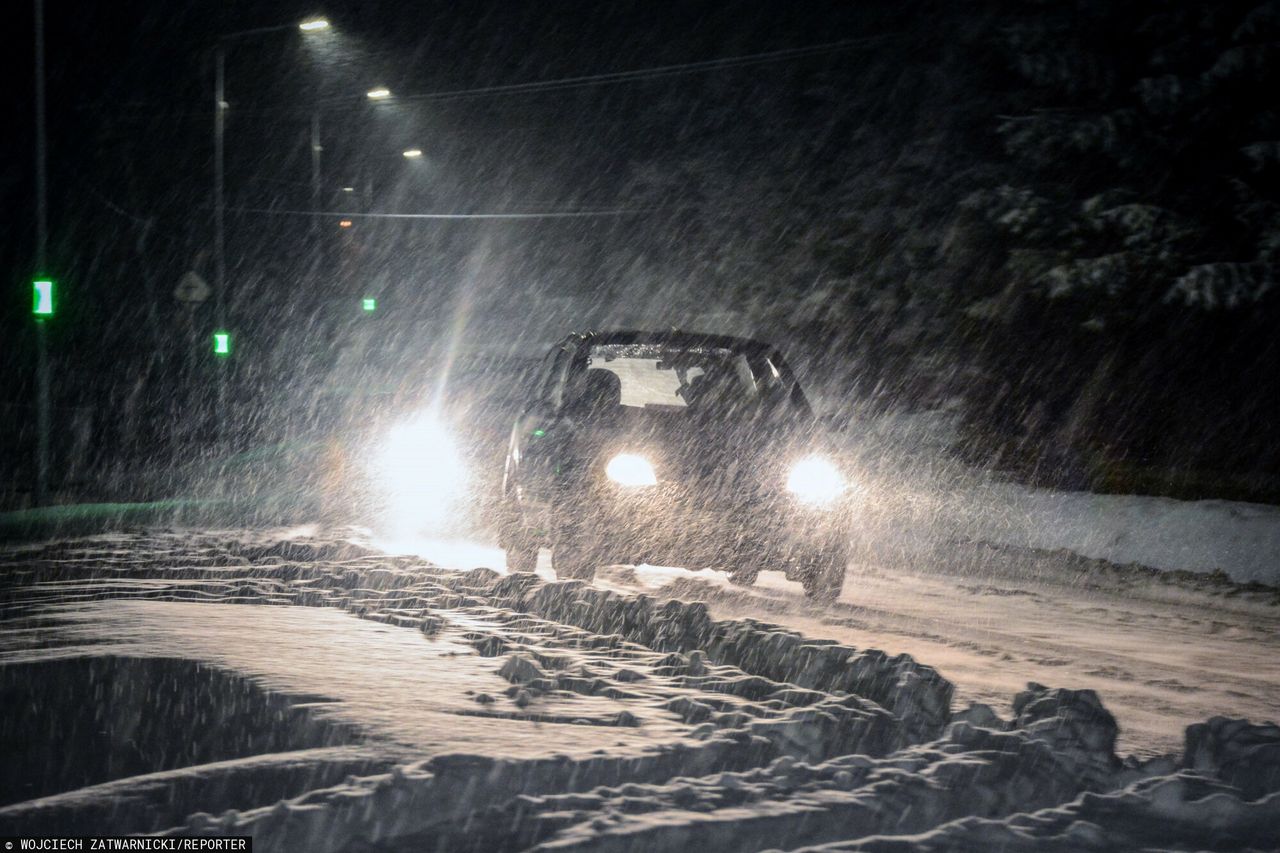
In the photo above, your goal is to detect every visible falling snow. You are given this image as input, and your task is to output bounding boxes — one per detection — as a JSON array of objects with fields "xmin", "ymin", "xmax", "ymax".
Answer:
[{"xmin": 4, "ymin": 1, "xmax": 1280, "ymax": 849}]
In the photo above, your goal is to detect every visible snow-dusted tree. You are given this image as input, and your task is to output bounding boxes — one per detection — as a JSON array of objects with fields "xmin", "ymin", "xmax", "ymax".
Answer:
[{"xmin": 957, "ymin": 0, "xmax": 1280, "ymax": 491}]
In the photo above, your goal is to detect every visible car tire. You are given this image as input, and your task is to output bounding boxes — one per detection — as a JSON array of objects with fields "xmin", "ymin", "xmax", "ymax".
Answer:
[
  {"xmin": 553, "ymin": 533, "xmax": 602, "ymax": 581},
  {"xmin": 497, "ymin": 500, "xmax": 539, "ymax": 573},
  {"xmin": 504, "ymin": 535, "xmax": 539, "ymax": 574},
  {"xmin": 800, "ymin": 550, "xmax": 846, "ymax": 601}
]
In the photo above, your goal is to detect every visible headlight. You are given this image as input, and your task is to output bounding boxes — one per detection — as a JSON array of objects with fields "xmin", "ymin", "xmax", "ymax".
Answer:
[
  {"xmin": 786, "ymin": 456, "xmax": 845, "ymax": 506},
  {"xmin": 370, "ymin": 411, "xmax": 468, "ymax": 534},
  {"xmin": 606, "ymin": 453, "xmax": 657, "ymax": 487}
]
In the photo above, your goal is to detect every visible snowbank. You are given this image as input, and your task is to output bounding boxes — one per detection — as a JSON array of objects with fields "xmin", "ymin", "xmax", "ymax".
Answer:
[
  {"xmin": 836, "ymin": 410, "xmax": 1280, "ymax": 586},
  {"xmin": 2, "ymin": 531, "xmax": 1278, "ymax": 851},
  {"xmin": 168, "ymin": 688, "xmax": 1280, "ymax": 853},
  {"xmin": 962, "ymin": 483, "xmax": 1280, "ymax": 586}
]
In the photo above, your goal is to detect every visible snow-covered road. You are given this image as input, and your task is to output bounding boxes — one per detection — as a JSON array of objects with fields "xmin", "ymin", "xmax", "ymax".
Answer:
[
  {"xmin": 585, "ymin": 549, "xmax": 1280, "ymax": 759},
  {"xmin": 372, "ymin": 526, "xmax": 1280, "ymax": 759},
  {"xmin": 1, "ymin": 528, "xmax": 1277, "ymax": 850}
]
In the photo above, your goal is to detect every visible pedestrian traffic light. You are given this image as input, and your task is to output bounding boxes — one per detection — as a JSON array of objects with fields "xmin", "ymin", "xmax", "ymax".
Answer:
[
  {"xmin": 32, "ymin": 279, "xmax": 54, "ymax": 316},
  {"xmin": 362, "ymin": 297, "xmax": 377, "ymax": 312},
  {"xmin": 213, "ymin": 331, "xmax": 231, "ymax": 356}
]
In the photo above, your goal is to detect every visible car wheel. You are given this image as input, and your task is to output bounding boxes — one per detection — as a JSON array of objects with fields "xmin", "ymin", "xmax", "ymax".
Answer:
[
  {"xmin": 800, "ymin": 550, "xmax": 846, "ymax": 601},
  {"xmin": 497, "ymin": 501, "xmax": 538, "ymax": 573},
  {"xmin": 553, "ymin": 533, "xmax": 603, "ymax": 581},
  {"xmin": 504, "ymin": 534, "xmax": 539, "ymax": 574}
]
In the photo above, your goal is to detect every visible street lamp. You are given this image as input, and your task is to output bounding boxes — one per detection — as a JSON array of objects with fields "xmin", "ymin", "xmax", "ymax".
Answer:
[
  {"xmin": 214, "ymin": 18, "xmax": 332, "ymax": 326},
  {"xmin": 402, "ymin": 148, "xmax": 423, "ymax": 158},
  {"xmin": 33, "ymin": 0, "xmax": 52, "ymax": 503},
  {"xmin": 366, "ymin": 87, "xmax": 391, "ymax": 100},
  {"xmin": 212, "ymin": 17, "xmax": 331, "ymax": 435}
]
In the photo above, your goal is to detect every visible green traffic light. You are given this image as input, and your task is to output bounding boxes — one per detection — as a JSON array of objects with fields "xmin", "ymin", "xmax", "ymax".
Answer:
[
  {"xmin": 213, "ymin": 331, "xmax": 231, "ymax": 356},
  {"xmin": 32, "ymin": 279, "xmax": 54, "ymax": 316},
  {"xmin": 362, "ymin": 297, "xmax": 377, "ymax": 312}
]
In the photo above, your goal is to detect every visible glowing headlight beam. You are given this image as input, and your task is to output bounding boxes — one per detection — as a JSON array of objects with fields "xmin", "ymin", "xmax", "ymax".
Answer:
[
  {"xmin": 370, "ymin": 412, "xmax": 468, "ymax": 536},
  {"xmin": 786, "ymin": 456, "xmax": 845, "ymax": 506},
  {"xmin": 606, "ymin": 453, "xmax": 657, "ymax": 487}
]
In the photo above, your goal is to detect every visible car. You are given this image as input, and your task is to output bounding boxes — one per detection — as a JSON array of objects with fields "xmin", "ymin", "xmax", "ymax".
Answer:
[{"xmin": 497, "ymin": 330, "xmax": 852, "ymax": 599}]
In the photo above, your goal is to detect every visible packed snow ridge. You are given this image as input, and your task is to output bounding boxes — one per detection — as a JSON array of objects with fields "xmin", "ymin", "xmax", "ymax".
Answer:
[{"xmin": 0, "ymin": 532, "xmax": 1276, "ymax": 851}]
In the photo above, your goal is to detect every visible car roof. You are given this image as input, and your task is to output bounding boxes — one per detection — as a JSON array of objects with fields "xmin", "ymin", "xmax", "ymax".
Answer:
[{"xmin": 565, "ymin": 329, "xmax": 777, "ymax": 356}]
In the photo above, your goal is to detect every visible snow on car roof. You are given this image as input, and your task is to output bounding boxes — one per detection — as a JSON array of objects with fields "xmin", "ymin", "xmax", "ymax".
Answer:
[{"xmin": 570, "ymin": 329, "xmax": 777, "ymax": 355}]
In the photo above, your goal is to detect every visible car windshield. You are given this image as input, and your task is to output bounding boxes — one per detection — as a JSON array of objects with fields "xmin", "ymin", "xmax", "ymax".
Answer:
[{"xmin": 572, "ymin": 343, "xmax": 760, "ymax": 414}]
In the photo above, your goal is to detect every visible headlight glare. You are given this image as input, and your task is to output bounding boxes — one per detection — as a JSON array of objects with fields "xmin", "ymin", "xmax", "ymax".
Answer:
[
  {"xmin": 370, "ymin": 411, "xmax": 468, "ymax": 535},
  {"xmin": 787, "ymin": 456, "xmax": 845, "ymax": 506},
  {"xmin": 606, "ymin": 453, "xmax": 657, "ymax": 487}
]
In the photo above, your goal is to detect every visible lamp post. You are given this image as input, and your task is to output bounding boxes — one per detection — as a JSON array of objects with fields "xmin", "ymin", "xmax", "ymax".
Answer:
[
  {"xmin": 310, "ymin": 111, "xmax": 322, "ymax": 239},
  {"xmin": 211, "ymin": 17, "xmax": 328, "ymax": 437},
  {"xmin": 213, "ymin": 17, "xmax": 330, "ymax": 327},
  {"xmin": 33, "ymin": 0, "xmax": 51, "ymax": 505}
]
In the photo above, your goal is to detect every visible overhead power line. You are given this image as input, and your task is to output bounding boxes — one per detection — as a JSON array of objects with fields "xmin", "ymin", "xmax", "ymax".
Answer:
[
  {"xmin": 349, "ymin": 33, "xmax": 902, "ymax": 105},
  {"xmin": 228, "ymin": 206, "xmax": 669, "ymax": 220},
  {"xmin": 94, "ymin": 32, "xmax": 902, "ymax": 120}
]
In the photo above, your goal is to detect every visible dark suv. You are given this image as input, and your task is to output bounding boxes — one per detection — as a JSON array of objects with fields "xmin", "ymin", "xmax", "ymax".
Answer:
[{"xmin": 498, "ymin": 330, "xmax": 851, "ymax": 598}]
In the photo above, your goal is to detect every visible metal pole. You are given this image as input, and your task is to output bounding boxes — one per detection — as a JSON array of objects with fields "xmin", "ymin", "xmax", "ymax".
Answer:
[
  {"xmin": 210, "ymin": 22, "xmax": 320, "ymax": 443},
  {"xmin": 213, "ymin": 44, "xmax": 227, "ymax": 439},
  {"xmin": 34, "ymin": 0, "xmax": 50, "ymax": 506},
  {"xmin": 214, "ymin": 45, "xmax": 226, "ymax": 323},
  {"xmin": 310, "ymin": 110, "xmax": 322, "ymax": 238}
]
